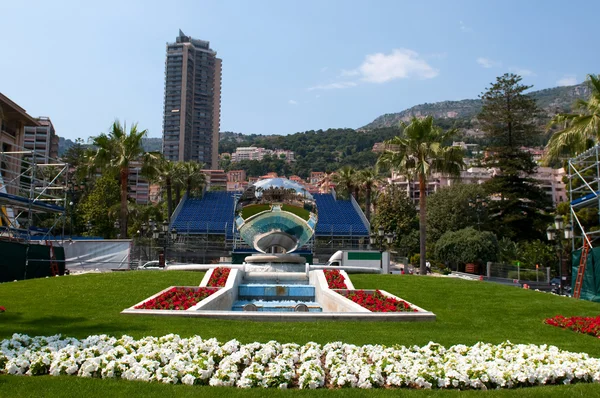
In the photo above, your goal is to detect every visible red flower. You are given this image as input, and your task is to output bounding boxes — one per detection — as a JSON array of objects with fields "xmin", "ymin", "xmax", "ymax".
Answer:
[
  {"xmin": 545, "ymin": 315, "xmax": 600, "ymax": 338},
  {"xmin": 0, "ymin": 306, "xmax": 5, "ymax": 313},
  {"xmin": 324, "ymin": 270, "xmax": 348, "ymax": 289},
  {"xmin": 208, "ymin": 268, "xmax": 231, "ymax": 287},
  {"xmin": 339, "ymin": 290, "xmax": 416, "ymax": 312},
  {"xmin": 134, "ymin": 287, "xmax": 218, "ymax": 310}
]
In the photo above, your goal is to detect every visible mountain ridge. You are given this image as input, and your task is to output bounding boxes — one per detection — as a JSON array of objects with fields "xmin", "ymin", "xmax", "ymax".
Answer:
[{"xmin": 361, "ymin": 82, "xmax": 591, "ymax": 131}]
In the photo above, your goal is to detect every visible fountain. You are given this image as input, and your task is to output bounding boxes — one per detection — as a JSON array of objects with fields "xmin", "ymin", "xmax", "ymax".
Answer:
[{"xmin": 123, "ymin": 178, "xmax": 435, "ymax": 321}]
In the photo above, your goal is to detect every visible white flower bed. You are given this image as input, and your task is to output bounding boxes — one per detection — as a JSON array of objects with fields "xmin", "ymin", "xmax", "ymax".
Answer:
[{"xmin": 1, "ymin": 333, "xmax": 600, "ymax": 390}]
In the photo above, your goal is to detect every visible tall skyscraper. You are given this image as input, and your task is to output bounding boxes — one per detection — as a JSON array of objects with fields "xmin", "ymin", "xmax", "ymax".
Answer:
[{"xmin": 162, "ymin": 30, "xmax": 221, "ymax": 168}]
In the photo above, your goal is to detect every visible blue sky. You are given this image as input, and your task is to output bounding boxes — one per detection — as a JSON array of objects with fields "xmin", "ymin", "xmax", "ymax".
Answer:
[{"xmin": 2, "ymin": 0, "xmax": 598, "ymax": 140}]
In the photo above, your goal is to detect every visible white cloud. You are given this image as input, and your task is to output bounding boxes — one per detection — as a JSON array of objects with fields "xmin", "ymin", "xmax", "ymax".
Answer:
[
  {"xmin": 459, "ymin": 21, "xmax": 473, "ymax": 33},
  {"xmin": 557, "ymin": 74, "xmax": 577, "ymax": 86},
  {"xmin": 288, "ymin": 99, "xmax": 298, "ymax": 105},
  {"xmin": 340, "ymin": 69, "xmax": 360, "ymax": 77},
  {"xmin": 354, "ymin": 49, "xmax": 438, "ymax": 83},
  {"xmin": 476, "ymin": 57, "xmax": 500, "ymax": 68},
  {"xmin": 307, "ymin": 48, "xmax": 437, "ymax": 90},
  {"xmin": 307, "ymin": 81, "xmax": 358, "ymax": 91},
  {"xmin": 320, "ymin": 66, "xmax": 328, "ymax": 73},
  {"xmin": 509, "ymin": 67, "xmax": 536, "ymax": 77}
]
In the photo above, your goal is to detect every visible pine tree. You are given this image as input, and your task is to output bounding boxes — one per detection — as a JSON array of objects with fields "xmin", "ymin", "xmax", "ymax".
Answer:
[{"xmin": 479, "ymin": 74, "xmax": 551, "ymax": 241}]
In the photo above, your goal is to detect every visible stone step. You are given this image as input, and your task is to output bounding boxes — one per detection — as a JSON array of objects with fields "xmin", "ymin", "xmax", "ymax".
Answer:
[
  {"xmin": 238, "ymin": 284, "xmax": 315, "ymax": 300},
  {"xmin": 232, "ymin": 299, "xmax": 322, "ymax": 312}
]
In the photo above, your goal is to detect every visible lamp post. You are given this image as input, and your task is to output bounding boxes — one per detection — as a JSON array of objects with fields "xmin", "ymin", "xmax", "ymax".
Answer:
[
  {"xmin": 546, "ymin": 215, "xmax": 573, "ymax": 295},
  {"xmin": 113, "ymin": 220, "xmax": 120, "ymax": 239},
  {"xmin": 468, "ymin": 194, "xmax": 487, "ymax": 231},
  {"xmin": 69, "ymin": 201, "xmax": 74, "ymax": 238},
  {"xmin": 152, "ymin": 220, "xmax": 176, "ymax": 267}
]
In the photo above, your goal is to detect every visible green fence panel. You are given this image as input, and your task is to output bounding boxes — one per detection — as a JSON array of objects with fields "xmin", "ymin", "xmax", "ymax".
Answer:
[
  {"xmin": 572, "ymin": 247, "xmax": 600, "ymax": 302},
  {"xmin": 0, "ymin": 241, "xmax": 65, "ymax": 283}
]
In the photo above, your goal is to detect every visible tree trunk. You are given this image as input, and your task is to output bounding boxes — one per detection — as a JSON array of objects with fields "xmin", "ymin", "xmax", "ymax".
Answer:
[
  {"xmin": 166, "ymin": 176, "xmax": 173, "ymax": 223},
  {"xmin": 419, "ymin": 175, "xmax": 427, "ymax": 276},
  {"xmin": 186, "ymin": 177, "xmax": 191, "ymax": 197},
  {"xmin": 365, "ymin": 184, "xmax": 371, "ymax": 222},
  {"xmin": 120, "ymin": 167, "xmax": 128, "ymax": 238},
  {"xmin": 175, "ymin": 187, "xmax": 181, "ymax": 206}
]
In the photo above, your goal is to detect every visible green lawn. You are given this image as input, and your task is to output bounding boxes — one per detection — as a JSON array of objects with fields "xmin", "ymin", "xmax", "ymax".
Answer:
[
  {"xmin": 240, "ymin": 204, "xmax": 270, "ymax": 219},
  {"xmin": 281, "ymin": 204, "xmax": 311, "ymax": 221},
  {"xmin": 1, "ymin": 271, "xmax": 600, "ymax": 397}
]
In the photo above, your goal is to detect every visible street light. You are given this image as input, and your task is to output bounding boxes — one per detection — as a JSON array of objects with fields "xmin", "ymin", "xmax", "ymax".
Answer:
[
  {"xmin": 546, "ymin": 215, "xmax": 572, "ymax": 295},
  {"xmin": 468, "ymin": 194, "xmax": 487, "ymax": 231},
  {"xmin": 151, "ymin": 221, "xmax": 174, "ymax": 267},
  {"xmin": 114, "ymin": 220, "xmax": 120, "ymax": 239}
]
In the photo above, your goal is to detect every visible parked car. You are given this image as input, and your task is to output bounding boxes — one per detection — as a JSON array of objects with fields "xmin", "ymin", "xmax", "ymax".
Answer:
[{"xmin": 137, "ymin": 261, "xmax": 168, "ymax": 270}]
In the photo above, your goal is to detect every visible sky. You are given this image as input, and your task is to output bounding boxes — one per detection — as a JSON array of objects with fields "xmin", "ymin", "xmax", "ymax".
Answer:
[{"xmin": 1, "ymin": 0, "xmax": 599, "ymax": 141}]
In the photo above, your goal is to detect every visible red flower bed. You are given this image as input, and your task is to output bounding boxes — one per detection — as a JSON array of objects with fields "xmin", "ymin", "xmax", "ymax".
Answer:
[
  {"xmin": 545, "ymin": 315, "xmax": 600, "ymax": 338},
  {"xmin": 342, "ymin": 290, "xmax": 417, "ymax": 312},
  {"xmin": 134, "ymin": 287, "xmax": 217, "ymax": 310},
  {"xmin": 208, "ymin": 267, "xmax": 231, "ymax": 287},
  {"xmin": 324, "ymin": 269, "xmax": 348, "ymax": 289}
]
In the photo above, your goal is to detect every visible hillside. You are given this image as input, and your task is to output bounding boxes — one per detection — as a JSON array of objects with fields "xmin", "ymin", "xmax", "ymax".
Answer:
[{"xmin": 362, "ymin": 82, "xmax": 591, "ymax": 130}]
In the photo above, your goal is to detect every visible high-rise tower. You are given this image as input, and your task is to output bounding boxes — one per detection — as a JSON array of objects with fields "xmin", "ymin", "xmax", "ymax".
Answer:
[{"xmin": 162, "ymin": 30, "xmax": 221, "ymax": 168}]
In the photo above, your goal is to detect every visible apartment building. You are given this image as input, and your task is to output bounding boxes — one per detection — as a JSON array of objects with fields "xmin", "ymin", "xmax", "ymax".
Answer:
[
  {"xmin": 226, "ymin": 169, "xmax": 247, "ymax": 192},
  {"xmin": 162, "ymin": 30, "xmax": 221, "ymax": 168},
  {"xmin": 202, "ymin": 169, "xmax": 227, "ymax": 191},
  {"xmin": 389, "ymin": 166, "xmax": 566, "ymax": 206},
  {"xmin": 23, "ymin": 116, "xmax": 59, "ymax": 162},
  {"xmin": 230, "ymin": 146, "xmax": 295, "ymax": 163},
  {"xmin": 0, "ymin": 93, "xmax": 39, "ymax": 195}
]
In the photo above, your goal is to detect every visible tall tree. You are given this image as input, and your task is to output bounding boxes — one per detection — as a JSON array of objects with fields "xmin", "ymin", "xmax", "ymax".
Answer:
[
  {"xmin": 78, "ymin": 175, "xmax": 120, "ymax": 238},
  {"xmin": 155, "ymin": 157, "xmax": 178, "ymax": 222},
  {"xmin": 333, "ymin": 166, "xmax": 356, "ymax": 199},
  {"xmin": 426, "ymin": 183, "xmax": 488, "ymax": 244},
  {"xmin": 377, "ymin": 116, "xmax": 464, "ymax": 275},
  {"xmin": 356, "ymin": 167, "xmax": 381, "ymax": 223},
  {"xmin": 479, "ymin": 73, "xmax": 539, "ymax": 149},
  {"xmin": 478, "ymin": 74, "xmax": 550, "ymax": 241},
  {"xmin": 178, "ymin": 161, "xmax": 206, "ymax": 197},
  {"xmin": 544, "ymin": 74, "xmax": 600, "ymax": 162},
  {"xmin": 371, "ymin": 184, "xmax": 418, "ymax": 256},
  {"xmin": 88, "ymin": 120, "xmax": 150, "ymax": 237}
]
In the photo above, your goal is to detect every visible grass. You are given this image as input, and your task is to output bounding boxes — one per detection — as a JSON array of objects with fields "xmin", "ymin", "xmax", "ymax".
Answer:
[
  {"xmin": 281, "ymin": 204, "xmax": 311, "ymax": 221},
  {"xmin": 1, "ymin": 271, "xmax": 600, "ymax": 396},
  {"xmin": 240, "ymin": 204, "xmax": 270, "ymax": 219}
]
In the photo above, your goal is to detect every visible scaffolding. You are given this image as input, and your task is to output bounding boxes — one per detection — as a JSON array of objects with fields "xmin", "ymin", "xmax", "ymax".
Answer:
[
  {"xmin": 0, "ymin": 146, "xmax": 68, "ymax": 242},
  {"xmin": 568, "ymin": 145, "xmax": 600, "ymax": 298}
]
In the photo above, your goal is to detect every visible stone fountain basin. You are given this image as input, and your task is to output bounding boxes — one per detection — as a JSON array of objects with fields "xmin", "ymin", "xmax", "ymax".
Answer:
[{"xmin": 121, "ymin": 268, "xmax": 436, "ymax": 322}]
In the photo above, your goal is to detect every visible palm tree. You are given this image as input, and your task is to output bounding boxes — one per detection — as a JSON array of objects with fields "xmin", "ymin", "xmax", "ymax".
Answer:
[
  {"xmin": 377, "ymin": 116, "xmax": 464, "ymax": 275},
  {"xmin": 333, "ymin": 166, "xmax": 356, "ymax": 199},
  {"xmin": 156, "ymin": 157, "xmax": 178, "ymax": 223},
  {"xmin": 316, "ymin": 172, "xmax": 334, "ymax": 193},
  {"xmin": 357, "ymin": 167, "xmax": 381, "ymax": 223},
  {"xmin": 178, "ymin": 161, "xmax": 206, "ymax": 197},
  {"xmin": 544, "ymin": 74, "xmax": 600, "ymax": 162},
  {"xmin": 89, "ymin": 120, "xmax": 149, "ymax": 238}
]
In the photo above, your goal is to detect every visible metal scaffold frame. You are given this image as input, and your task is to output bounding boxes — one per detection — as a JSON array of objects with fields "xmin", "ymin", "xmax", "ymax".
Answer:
[
  {"xmin": 0, "ymin": 145, "xmax": 68, "ymax": 242},
  {"xmin": 567, "ymin": 145, "xmax": 600, "ymax": 298}
]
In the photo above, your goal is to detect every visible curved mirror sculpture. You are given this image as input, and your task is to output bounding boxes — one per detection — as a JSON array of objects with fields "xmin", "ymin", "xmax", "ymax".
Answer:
[{"xmin": 235, "ymin": 178, "xmax": 317, "ymax": 253}]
